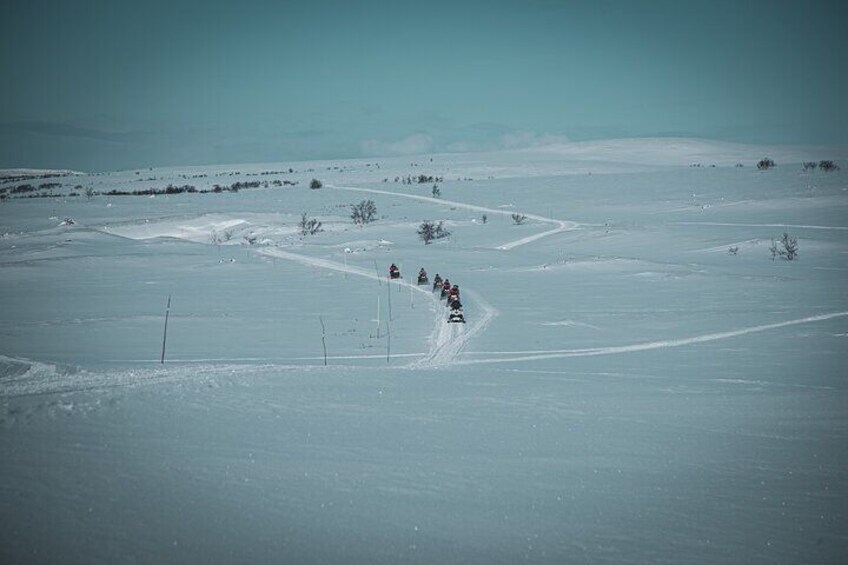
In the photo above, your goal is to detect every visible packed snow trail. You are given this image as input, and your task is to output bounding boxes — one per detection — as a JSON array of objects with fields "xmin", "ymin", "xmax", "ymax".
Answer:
[
  {"xmin": 258, "ymin": 247, "xmax": 496, "ymax": 367},
  {"xmin": 0, "ymin": 355, "xmax": 296, "ymax": 398},
  {"xmin": 673, "ymin": 222, "xmax": 848, "ymax": 231},
  {"xmin": 329, "ymin": 184, "xmax": 577, "ymax": 250},
  {"xmin": 455, "ymin": 311, "xmax": 848, "ymax": 365},
  {"xmin": 410, "ymin": 288, "xmax": 498, "ymax": 369}
]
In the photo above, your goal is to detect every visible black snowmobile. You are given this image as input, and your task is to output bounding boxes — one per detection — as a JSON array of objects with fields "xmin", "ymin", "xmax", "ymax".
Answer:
[
  {"xmin": 417, "ymin": 270, "xmax": 429, "ymax": 285},
  {"xmin": 389, "ymin": 264, "xmax": 401, "ymax": 280},
  {"xmin": 432, "ymin": 276, "xmax": 443, "ymax": 292},
  {"xmin": 448, "ymin": 302, "xmax": 466, "ymax": 323}
]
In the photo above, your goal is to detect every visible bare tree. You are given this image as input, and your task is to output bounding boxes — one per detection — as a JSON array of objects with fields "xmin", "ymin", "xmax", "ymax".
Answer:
[
  {"xmin": 351, "ymin": 199, "xmax": 377, "ymax": 225},
  {"xmin": 770, "ymin": 232, "xmax": 798, "ymax": 261},
  {"xmin": 511, "ymin": 213, "xmax": 527, "ymax": 225},
  {"xmin": 300, "ymin": 213, "xmax": 323, "ymax": 236}
]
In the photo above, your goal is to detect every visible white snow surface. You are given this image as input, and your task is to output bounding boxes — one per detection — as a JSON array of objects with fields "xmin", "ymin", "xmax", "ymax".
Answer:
[{"xmin": 1, "ymin": 139, "xmax": 847, "ymax": 564}]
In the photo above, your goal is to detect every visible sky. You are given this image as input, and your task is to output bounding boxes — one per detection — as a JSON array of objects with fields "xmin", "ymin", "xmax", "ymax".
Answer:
[{"xmin": 1, "ymin": 0, "xmax": 846, "ymax": 171}]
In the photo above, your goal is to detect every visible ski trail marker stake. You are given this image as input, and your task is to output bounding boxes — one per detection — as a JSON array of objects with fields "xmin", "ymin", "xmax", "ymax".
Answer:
[
  {"xmin": 160, "ymin": 295, "xmax": 171, "ymax": 364},
  {"xmin": 319, "ymin": 316, "xmax": 328, "ymax": 366}
]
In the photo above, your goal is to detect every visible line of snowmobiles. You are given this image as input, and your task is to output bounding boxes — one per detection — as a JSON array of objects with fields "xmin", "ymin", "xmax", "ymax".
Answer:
[{"xmin": 387, "ymin": 265, "xmax": 466, "ymax": 323}]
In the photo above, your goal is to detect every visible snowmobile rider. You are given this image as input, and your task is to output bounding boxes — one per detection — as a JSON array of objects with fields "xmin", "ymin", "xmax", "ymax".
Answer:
[
  {"xmin": 389, "ymin": 263, "xmax": 400, "ymax": 278},
  {"xmin": 419, "ymin": 267, "xmax": 427, "ymax": 279}
]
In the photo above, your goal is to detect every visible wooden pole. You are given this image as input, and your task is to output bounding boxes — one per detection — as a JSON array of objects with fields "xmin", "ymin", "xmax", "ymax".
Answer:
[
  {"xmin": 160, "ymin": 295, "xmax": 171, "ymax": 364},
  {"xmin": 387, "ymin": 276, "xmax": 393, "ymax": 321},
  {"xmin": 374, "ymin": 260, "xmax": 382, "ymax": 286},
  {"xmin": 376, "ymin": 295, "xmax": 381, "ymax": 338},
  {"xmin": 386, "ymin": 320, "xmax": 391, "ymax": 363},
  {"xmin": 319, "ymin": 316, "xmax": 328, "ymax": 366}
]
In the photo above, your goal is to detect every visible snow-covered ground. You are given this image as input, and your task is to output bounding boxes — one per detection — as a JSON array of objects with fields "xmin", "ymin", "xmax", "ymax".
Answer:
[{"xmin": 1, "ymin": 139, "xmax": 847, "ymax": 563}]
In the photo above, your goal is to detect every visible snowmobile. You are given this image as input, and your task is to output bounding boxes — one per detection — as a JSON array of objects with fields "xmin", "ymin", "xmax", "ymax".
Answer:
[
  {"xmin": 389, "ymin": 264, "xmax": 401, "ymax": 280},
  {"xmin": 417, "ymin": 269, "xmax": 429, "ymax": 285},
  {"xmin": 432, "ymin": 275, "xmax": 443, "ymax": 292},
  {"xmin": 448, "ymin": 302, "xmax": 466, "ymax": 323},
  {"xmin": 440, "ymin": 280, "xmax": 451, "ymax": 299}
]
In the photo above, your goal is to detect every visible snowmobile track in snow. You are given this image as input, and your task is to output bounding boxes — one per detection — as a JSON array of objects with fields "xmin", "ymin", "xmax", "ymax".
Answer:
[
  {"xmin": 258, "ymin": 247, "xmax": 496, "ymax": 368},
  {"xmin": 454, "ymin": 311, "xmax": 848, "ymax": 365}
]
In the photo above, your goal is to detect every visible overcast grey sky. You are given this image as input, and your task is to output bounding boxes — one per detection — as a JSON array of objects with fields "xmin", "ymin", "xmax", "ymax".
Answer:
[{"xmin": 1, "ymin": 0, "xmax": 845, "ymax": 171}]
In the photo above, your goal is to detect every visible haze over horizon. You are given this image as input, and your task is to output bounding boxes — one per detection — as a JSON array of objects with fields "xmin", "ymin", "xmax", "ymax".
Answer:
[{"xmin": 2, "ymin": 0, "xmax": 846, "ymax": 171}]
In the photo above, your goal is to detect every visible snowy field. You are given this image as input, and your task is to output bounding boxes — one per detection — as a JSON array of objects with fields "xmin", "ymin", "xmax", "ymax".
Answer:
[{"xmin": 1, "ymin": 138, "xmax": 847, "ymax": 564}]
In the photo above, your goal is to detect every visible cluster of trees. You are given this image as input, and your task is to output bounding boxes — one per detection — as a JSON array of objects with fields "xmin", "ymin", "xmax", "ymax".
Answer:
[
  {"xmin": 394, "ymin": 174, "xmax": 445, "ymax": 184},
  {"xmin": 105, "ymin": 184, "xmax": 199, "ymax": 196},
  {"xmin": 760, "ymin": 158, "xmax": 840, "ymax": 172},
  {"xmin": 803, "ymin": 160, "xmax": 840, "ymax": 172},
  {"xmin": 0, "ymin": 171, "xmax": 70, "ymax": 183},
  {"xmin": 417, "ymin": 221, "xmax": 451, "ymax": 244},
  {"xmin": 9, "ymin": 184, "xmax": 38, "ymax": 194},
  {"xmin": 1, "ymin": 189, "xmax": 70, "ymax": 200}
]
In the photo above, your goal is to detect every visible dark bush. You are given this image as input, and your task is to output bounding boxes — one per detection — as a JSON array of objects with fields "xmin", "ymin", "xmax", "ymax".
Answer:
[
  {"xmin": 757, "ymin": 158, "xmax": 775, "ymax": 170},
  {"xmin": 310, "ymin": 178, "xmax": 323, "ymax": 189},
  {"xmin": 819, "ymin": 160, "xmax": 839, "ymax": 172}
]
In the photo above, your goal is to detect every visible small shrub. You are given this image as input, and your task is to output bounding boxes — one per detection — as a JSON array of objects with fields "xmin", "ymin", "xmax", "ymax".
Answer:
[
  {"xmin": 728, "ymin": 246, "xmax": 739, "ymax": 255},
  {"xmin": 770, "ymin": 232, "xmax": 798, "ymax": 261},
  {"xmin": 310, "ymin": 178, "xmax": 323, "ymax": 189},
  {"xmin": 351, "ymin": 199, "xmax": 377, "ymax": 226},
  {"xmin": 757, "ymin": 157, "xmax": 776, "ymax": 170},
  {"xmin": 819, "ymin": 160, "xmax": 839, "ymax": 172},
  {"xmin": 300, "ymin": 213, "xmax": 323, "ymax": 236},
  {"xmin": 803, "ymin": 161, "xmax": 817, "ymax": 171},
  {"xmin": 481, "ymin": 214, "xmax": 487, "ymax": 224},
  {"xmin": 511, "ymin": 213, "xmax": 527, "ymax": 225},
  {"xmin": 431, "ymin": 185, "xmax": 440, "ymax": 198},
  {"xmin": 85, "ymin": 186, "xmax": 95, "ymax": 200}
]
